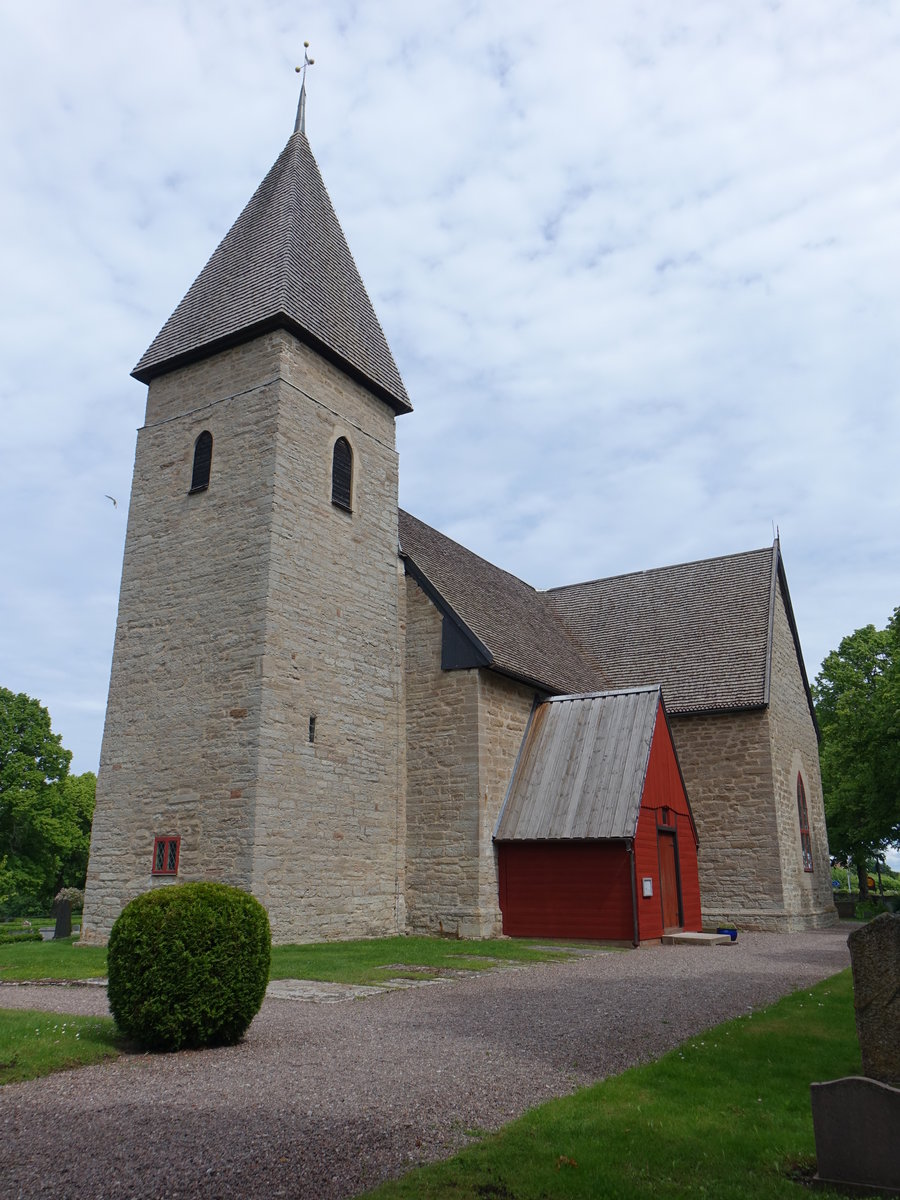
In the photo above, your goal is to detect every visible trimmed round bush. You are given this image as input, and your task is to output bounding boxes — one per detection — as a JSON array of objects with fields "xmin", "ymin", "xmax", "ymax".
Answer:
[{"xmin": 107, "ymin": 882, "xmax": 271, "ymax": 1051}]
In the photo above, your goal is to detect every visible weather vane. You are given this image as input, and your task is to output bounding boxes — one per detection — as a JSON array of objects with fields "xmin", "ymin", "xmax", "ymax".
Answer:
[{"xmin": 294, "ymin": 41, "xmax": 315, "ymax": 135}]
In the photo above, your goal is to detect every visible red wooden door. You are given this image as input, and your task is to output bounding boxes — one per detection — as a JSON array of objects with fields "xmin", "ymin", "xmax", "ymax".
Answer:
[{"xmin": 658, "ymin": 832, "xmax": 681, "ymax": 931}]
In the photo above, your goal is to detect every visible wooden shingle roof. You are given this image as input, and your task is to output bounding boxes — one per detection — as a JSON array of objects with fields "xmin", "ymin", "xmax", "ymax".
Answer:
[
  {"xmin": 398, "ymin": 515, "xmax": 812, "ymax": 720},
  {"xmin": 133, "ymin": 130, "xmax": 411, "ymax": 414},
  {"xmin": 398, "ymin": 510, "xmax": 602, "ymax": 695},
  {"xmin": 545, "ymin": 546, "xmax": 779, "ymax": 713}
]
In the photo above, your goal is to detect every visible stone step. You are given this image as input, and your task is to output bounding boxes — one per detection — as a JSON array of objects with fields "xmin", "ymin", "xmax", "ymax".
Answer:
[{"xmin": 662, "ymin": 931, "xmax": 734, "ymax": 946}]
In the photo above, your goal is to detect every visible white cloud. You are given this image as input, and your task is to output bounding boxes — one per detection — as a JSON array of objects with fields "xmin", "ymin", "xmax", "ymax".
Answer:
[{"xmin": 1, "ymin": 0, "xmax": 898, "ymax": 771}]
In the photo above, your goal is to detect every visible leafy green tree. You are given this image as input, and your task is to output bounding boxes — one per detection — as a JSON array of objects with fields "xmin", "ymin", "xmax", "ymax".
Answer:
[
  {"xmin": 0, "ymin": 687, "xmax": 75, "ymax": 914},
  {"xmin": 56, "ymin": 771, "xmax": 96, "ymax": 892},
  {"xmin": 813, "ymin": 609, "xmax": 900, "ymax": 898}
]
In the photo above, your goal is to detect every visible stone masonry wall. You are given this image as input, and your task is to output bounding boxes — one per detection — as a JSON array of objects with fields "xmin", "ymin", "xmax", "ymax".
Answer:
[
  {"xmin": 404, "ymin": 578, "xmax": 481, "ymax": 935},
  {"xmin": 475, "ymin": 671, "xmax": 537, "ymax": 935},
  {"xmin": 83, "ymin": 332, "xmax": 407, "ymax": 943},
  {"xmin": 249, "ymin": 335, "xmax": 406, "ymax": 943},
  {"xmin": 669, "ymin": 577, "xmax": 836, "ymax": 931},
  {"xmin": 765, "ymin": 578, "xmax": 836, "ymax": 928},
  {"xmin": 403, "ymin": 577, "xmax": 536, "ymax": 937},
  {"xmin": 669, "ymin": 709, "xmax": 785, "ymax": 928},
  {"xmin": 83, "ymin": 338, "xmax": 284, "ymax": 940}
]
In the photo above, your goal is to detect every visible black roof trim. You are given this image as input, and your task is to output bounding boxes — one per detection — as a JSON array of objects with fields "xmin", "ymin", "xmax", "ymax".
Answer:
[
  {"xmin": 401, "ymin": 553, "xmax": 492, "ymax": 668},
  {"xmin": 131, "ymin": 313, "xmax": 413, "ymax": 414}
]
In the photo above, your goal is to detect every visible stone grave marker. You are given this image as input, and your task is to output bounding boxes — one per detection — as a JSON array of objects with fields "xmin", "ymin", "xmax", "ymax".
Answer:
[
  {"xmin": 810, "ymin": 913, "xmax": 900, "ymax": 1195},
  {"xmin": 53, "ymin": 897, "xmax": 72, "ymax": 939},
  {"xmin": 849, "ymin": 911, "xmax": 900, "ymax": 1085}
]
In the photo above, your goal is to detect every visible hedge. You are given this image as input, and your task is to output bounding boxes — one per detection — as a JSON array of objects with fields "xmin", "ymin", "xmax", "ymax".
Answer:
[{"xmin": 107, "ymin": 882, "xmax": 270, "ymax": 1051}]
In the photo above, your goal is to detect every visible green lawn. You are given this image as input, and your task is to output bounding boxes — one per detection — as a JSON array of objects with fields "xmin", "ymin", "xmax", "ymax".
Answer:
[
  {"xmin": 268, "ymin": 935, "xmax": 591, "ymax": 985},
  {"xmin": 0, "ymin": 933, "xmax": 589, "ymax": 986},
  {"xmin": 0, "ymin": 936, "xmax": 107, "ymax": 980},
  {"xmin": 0, "ymin": 1008, "xmax": 123, "ymax": 1084},
  {"xmin": 361, "ymin": 970, "xmax": 858, "ymax": 1200}
]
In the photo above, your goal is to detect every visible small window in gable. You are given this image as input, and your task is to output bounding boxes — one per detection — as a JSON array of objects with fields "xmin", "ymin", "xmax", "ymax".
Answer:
[
  {"xmin": 152, "ymin": 835, "xmax": 180, "ymax": 876},
  {"xmin": 331, "ymin": 437, "xmax": 352, "ymax": 511},
  {"xmin": 190, "ymin": 431, "xmax": 213, "ymax": 493},
  {"xmin": 797, "ymin": 774, "xmax": 813, "ymax": 872}
]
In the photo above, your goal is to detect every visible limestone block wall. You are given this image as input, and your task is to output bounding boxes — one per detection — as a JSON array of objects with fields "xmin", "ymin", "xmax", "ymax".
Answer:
[
  {"xmin": 83, "ymin": 331, "xmax": 407, "ymax": 944},
  {"xmin": 404, "ymin": 579, "xmax": 481, "ymax": 935},
  {"xmin": 475, "ymin": 671, "xmax": 537, "ymax": 933},
  {"xmin": 669, "ymin": 709, "xmax": 785, "ymax": 928},
  {"xmin": 765, "ymin": 579, "xmax": 836, "ymax": 927},
  {"xmin": 249, "ymin": 336, "xmax": 406, "ymax": 943},
  {"xmin": 403, "ymin": 579, "xmax": 535, "ymax": 936},
  {"xmin": 83, "ymin": 338, "xmax": 284, "ymax": 940},
  {"xmin": 669, "ymin": 580, "xmax": 836, "ymax": 931}
]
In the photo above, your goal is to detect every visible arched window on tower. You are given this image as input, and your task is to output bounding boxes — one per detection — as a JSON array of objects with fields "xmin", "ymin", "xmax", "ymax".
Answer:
[
  {"xmin": 331, "ymin": 437, "xmax": 352, "ymax": 511},
  {"xmin": 190, "ymin": 430, "xmax": 213, "ymax": 493},
  {"xmin": 797, "ymin": 773, "xmax": 813, "ymax": 872}
]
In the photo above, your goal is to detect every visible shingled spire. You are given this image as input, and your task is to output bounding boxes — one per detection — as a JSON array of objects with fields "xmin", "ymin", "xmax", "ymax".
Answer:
[{"xmin": 132, "ymin": 115, "xmax": 411, "ymax": 413}]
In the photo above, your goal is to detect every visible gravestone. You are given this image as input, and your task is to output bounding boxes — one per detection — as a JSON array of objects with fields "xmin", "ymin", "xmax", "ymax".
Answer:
[
  {"xmin": 849, "ymin": 912, "xmax": 900, "ymax": 1085},
  {"xmin": 810, "ymin": 913, "xmax": 900, "ymax": 1195},
  {"xmin": 53, "ymin": 898, "xmax": 72, "ymax": 940}
]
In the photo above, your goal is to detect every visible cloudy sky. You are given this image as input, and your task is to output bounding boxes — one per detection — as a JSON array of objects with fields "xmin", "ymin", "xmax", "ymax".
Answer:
[{"xmin": 1, "ymin": 1, "xmax": 898, "ymax": 784}]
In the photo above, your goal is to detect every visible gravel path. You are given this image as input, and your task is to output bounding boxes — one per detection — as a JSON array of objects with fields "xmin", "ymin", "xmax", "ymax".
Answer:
[{"xmin": 0, "ymin": 928, "xmax": 850, "ymax": 1200}]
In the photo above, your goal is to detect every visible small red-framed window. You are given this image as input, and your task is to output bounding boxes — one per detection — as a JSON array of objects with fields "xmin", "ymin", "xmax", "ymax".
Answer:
[
  {"xmin": 796, "ymin": 775, "xmax": 813, "ymax": 872},
  {"xmin": 152, "ymin": 836, "xmax": 180, "ymax": 876}
]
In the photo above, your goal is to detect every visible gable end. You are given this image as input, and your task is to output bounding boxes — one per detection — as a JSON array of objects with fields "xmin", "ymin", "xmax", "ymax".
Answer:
[{"xmin": 402, "ymin": 553, "xmax": 492, "ymax": 670}]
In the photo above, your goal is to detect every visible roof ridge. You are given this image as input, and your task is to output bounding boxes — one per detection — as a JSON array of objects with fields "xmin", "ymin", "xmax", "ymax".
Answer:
[
  {"xmin": 543, "ymin": 543, "xmax": 774, "ymax": 595},
  {"xmin": 547, "ymin": 685, "xmax": 662, "ymax": 703}
]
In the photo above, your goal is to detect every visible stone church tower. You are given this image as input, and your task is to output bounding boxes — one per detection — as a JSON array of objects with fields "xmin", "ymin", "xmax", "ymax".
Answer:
[{"xmin": 82, "ymin": 93, "xmax": 411, "ymax": 943}]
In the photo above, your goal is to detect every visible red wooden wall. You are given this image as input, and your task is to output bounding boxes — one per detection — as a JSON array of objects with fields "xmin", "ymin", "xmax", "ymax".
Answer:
[
  {"xmin": 497, "ymin": 700, "xmax": 703, "ymax": 943},
  {"xmin": 498, "ymin": 842, "xmax": 635, "ymax": 940},
  {"xmin": 633, "ymin": 709, "xmax": 702, "ymax": 940}
]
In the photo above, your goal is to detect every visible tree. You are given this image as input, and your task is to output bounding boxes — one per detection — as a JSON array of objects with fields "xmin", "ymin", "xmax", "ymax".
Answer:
[
  {"xmin": 56, "ymin": 770, "xmax": 96, "ymax": 891},
  {"xmin": 0, "ymin": 687, "xmax": 84, "ymax": 914},
  {"xmin": 813, "ymin": 609, "xmax": 900, "ymax": 897}
]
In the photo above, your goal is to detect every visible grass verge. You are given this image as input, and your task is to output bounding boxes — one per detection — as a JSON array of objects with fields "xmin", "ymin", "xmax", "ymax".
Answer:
[
  {"xmin": 0, "ymin": 1008, "xmax": 123, "ymax": 1085},
  {"xmin": 0, "ymin": 936, "xmax": 107, "ymax": 981},
  {"xmin": 0, "ymin": 934, "xmax": 590, "ymax": 987},
  {"xmin": 361, "ymin": 970, "xmax": 858, "ymax": 1200},
  {"xmin": 268, "ymin": 936, "xmax": 592, "ymax": 985}
]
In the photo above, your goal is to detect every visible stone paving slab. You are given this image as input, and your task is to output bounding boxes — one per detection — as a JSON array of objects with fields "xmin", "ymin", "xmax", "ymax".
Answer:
[
  {"xmin": 266, "ymin": 973, "xmax": 464, "ymax": 1001},
  {"xmin": 662, "ymin": 931, "xmax": 734, "ymax": 946},
  {"xmin": 265, "ymin": 978, "xmax": 389, "ymax": 1002}
]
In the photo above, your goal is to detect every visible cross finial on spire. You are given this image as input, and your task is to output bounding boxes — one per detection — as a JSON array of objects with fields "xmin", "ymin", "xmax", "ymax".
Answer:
[{"xmin": 294, "ymin": 41, "xmax": 315, "ymax": 135}]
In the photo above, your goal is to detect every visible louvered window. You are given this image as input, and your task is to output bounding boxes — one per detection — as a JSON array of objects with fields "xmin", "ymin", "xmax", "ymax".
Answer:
[
  {"xmin": 190, "ymin": 431, "xmax": 213, "ymax": 493},
  {"xmin": 797, "ymin": 774, "xmax": 813, "ymax": 872},
  {"xmin": 151, "ymin": 835, "xmax": 180, "ymax": 876},
  {"xmin": 332, "ymin": 437, "xmax": 352, "ymax": 511}
]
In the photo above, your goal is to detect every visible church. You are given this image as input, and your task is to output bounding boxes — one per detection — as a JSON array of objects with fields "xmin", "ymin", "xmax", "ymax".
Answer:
[{"xmin": 81, "ymin": 85, "xmax": 837, "ymax": 945}]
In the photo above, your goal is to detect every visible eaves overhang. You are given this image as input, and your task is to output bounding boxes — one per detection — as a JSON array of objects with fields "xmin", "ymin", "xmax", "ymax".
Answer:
[{"xmin": 132, "ymin": 314, "xmax": 413, "ymax": 415}]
